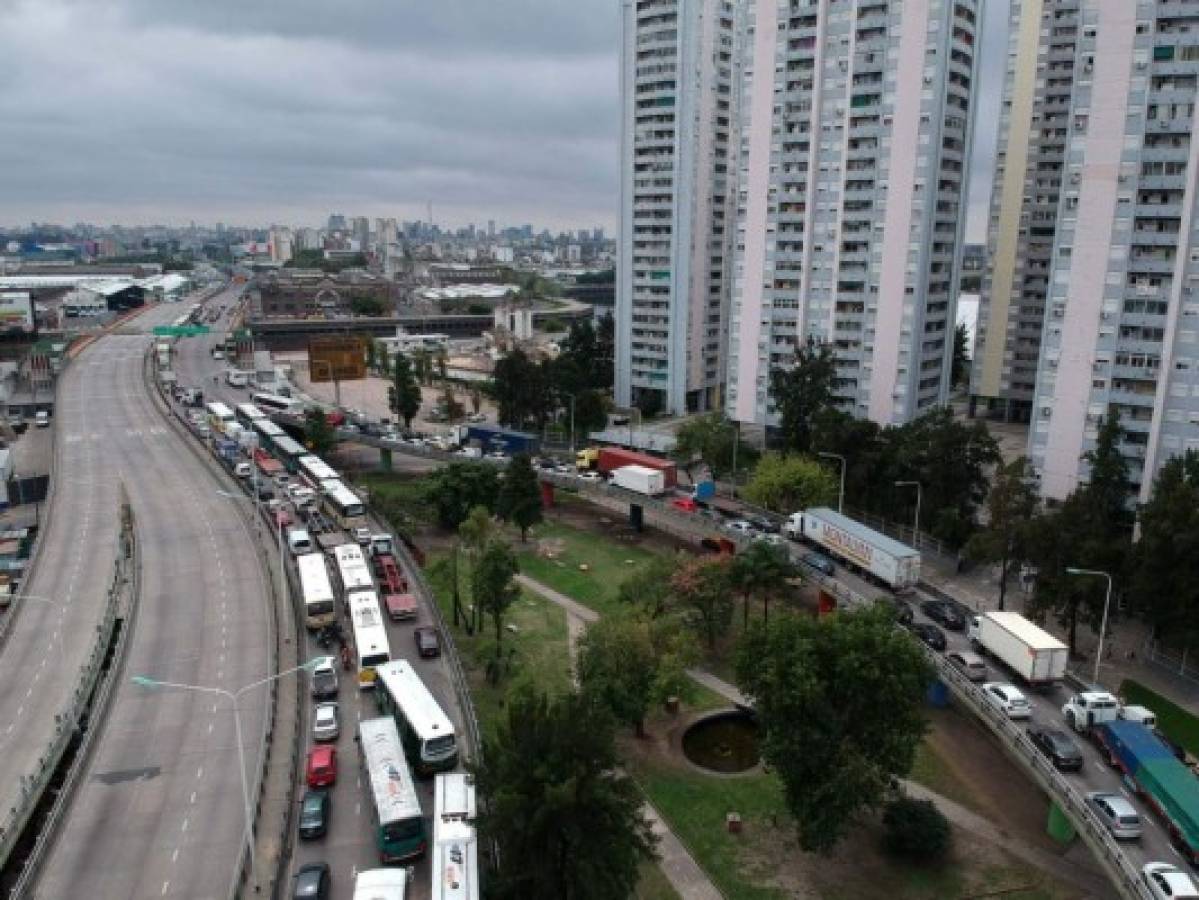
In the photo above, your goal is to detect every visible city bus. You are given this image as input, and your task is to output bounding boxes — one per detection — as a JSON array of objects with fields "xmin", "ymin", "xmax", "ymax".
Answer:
[
  {"xmin": 323, "ymin": 480, "xmax": 366, "ymax": 530},
  {"xmin": 204, "ymin": 401, "xmax": 235, "ymax": 433},
  {"xmin": 252, "ymin": 417, "xmax": 286, "ymax": 448},
  {"xmin": 349, "ymin": 590, "xmax": 391, "ymax": 688},
  {"xmin": 432, "ymin": 773, "xmax": 478, "ymax": 900},
  {"xmin": 234, "ymin": 403, "xmax": 267, "ymax": 428},
  {"xmin": 333, "ymin": 543, "xmax": 375, "ymax": 600},
  {"xmin": 297, "ymin": 552, "xmax": 336, "ymax": 630},
  {"xmin": 251, "ymin": 391, "xmax": 301, "ymax": 415},
  {"xmin": 272, "ymin": 434, "xmax": 307, "ymax": 472},
  {"xmin": 358, "ymin": 717, "xmax": 427, "ymax": 863},
  {"xmin": 375, "ymin": 660, "xmax": 458, "ymax": 773},
  {"xmin": 352, "ymin": 869, "xmax": 410, "ymax": 900},
  {"xmin": 297, "ymin": 455, "xmax": 340, "ymax": 491}
]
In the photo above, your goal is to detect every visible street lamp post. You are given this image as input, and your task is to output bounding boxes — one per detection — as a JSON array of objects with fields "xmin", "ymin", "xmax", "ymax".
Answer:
[
  {"xmin": 895, "ymin": 480, "xmax": 922, "ymax": 547},
  {"xmin": 132, "ymin": 658, "xmax": 322, "ymax": 888},
  {"xmin": 1066, "ymin": 567, "xmax": 1113, "ymax": 685},
  {"xmin": 818, "ymin": 452, "xmax": 847, "ymax": 514},
  {"xmin": 568, "ymin": 394, "xmax": 576, "ymax": 456}
]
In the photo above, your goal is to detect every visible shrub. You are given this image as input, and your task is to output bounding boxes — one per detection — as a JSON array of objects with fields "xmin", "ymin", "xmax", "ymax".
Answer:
[{"xmin": 881, "ymin": 797, "xmax": 951, "ymax": 862}]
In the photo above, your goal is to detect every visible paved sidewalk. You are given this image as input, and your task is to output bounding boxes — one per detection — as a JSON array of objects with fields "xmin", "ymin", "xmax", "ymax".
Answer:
[{"xmin": 515, "ymin": 574, "xmax": 725, "ymax": 900}]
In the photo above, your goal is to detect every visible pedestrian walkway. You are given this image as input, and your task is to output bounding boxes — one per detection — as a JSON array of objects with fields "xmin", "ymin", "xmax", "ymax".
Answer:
[{"xmin": 515, "ymin": 574, "xmax": 725, "ymax": 900}]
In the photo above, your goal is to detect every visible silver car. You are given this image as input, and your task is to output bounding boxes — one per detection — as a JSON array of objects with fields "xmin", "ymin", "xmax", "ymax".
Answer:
[
  {"xmin": 947, "ymin": 650, "xmax": 987, "ymax": 682},
  {"xmin": 312, "ymin": 703, "xmax": 339, "ymax": 742},
  {"xmin": 1086, "ymin": 792, "xmax": 1142, "ymax": 840}
]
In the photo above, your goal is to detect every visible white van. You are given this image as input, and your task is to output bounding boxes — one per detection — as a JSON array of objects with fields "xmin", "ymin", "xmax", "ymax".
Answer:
[
  {"xmin": 287, "ymin": 527, "xmax": 313, "ymax": 555},
  {"xmin": 225, "ymin": 370, "xmax": 248, "ymax": 387}
]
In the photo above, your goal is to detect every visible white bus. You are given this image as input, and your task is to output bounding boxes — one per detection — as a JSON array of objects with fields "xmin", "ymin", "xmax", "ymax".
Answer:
[
  {"xmin": 432, "ymin": 773, "xmax": 479, "ymax": 900},
  {"xmin": 359, "ymin": 717, "xmax": 427, "ymax": 863},
  {"xmin": 234, "ymin": 403, "xmax": 267, "ymax": 427},
  {"xmin": 349, "ymin": 591, "xmax": 390, "ymax": 688},
  {"xmin": 298, "ymin": 455, "xmax": 340, "ymax": 490},
  {"xmin": 353, "ymin": 869, "xmax": 410, "ymax": 900},
  {"xmin": 297, "ymin": 552, "xmax": 336, "ymax": 630},
  {"xmin": 204, "ymin": 401, "xmax": 235, "ymax": 433},
  {"xmin": 375, "ymin": 660, "xmax": 458, "ymax": 774},
  {"xmin": 323, "ymin": 480, "xmax": 366, "ymax": 530},
  {"xmin": 333, "ymin": 543, "xmax": 374, "ymax": 599},
  {"xmin": 251, "ymin": 391, "xmax": 300, "ymax": 415},
  {"xmin": 252, "ymin": 418, "xmax": 286, "ymax": 449}
]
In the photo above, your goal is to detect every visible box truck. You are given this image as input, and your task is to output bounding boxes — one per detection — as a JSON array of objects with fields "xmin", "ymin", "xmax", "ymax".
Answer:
[
  {"xmin": 783, "ymin": 507, "xmax": 920, "ymax": 591},
  {"xmin": 968, "ymin": 611, "xmax": 1068, "ymax": 686},
  {"xmin": 611, "ymin": 465, "xmax": 666, "ymax": 497},
  {"xmin": 589, "ymin": 447, "xmax": 677, "ymax": 489}
]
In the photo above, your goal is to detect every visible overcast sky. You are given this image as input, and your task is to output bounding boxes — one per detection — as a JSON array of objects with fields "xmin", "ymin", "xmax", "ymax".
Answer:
[{"xmin": 3, "ymin": 0, "xmax": 1006, "ymax": 234}]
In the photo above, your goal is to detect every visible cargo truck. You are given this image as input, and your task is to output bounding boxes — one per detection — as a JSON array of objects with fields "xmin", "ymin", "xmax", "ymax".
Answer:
[
  {"xmin": 464, "ymin": 424, "xmax": 539, "ymax": 456},
  {"xmin": 1091, "ymin": 720, "xmax": 1199, "ymax": 865},
  {"xmin": 968, "ymin": 611, "xmax": 1068, "ymax": 686},
  {"xmin": 610, "ymin": 465, "xmax": 667, "ymax": 497},
  {"xmin": 783, "ymin": 507, "xmax": 920, "ymax": 591},
  {"xmin": 253, "ymin": 448, "xmax": 284, "ymax": 479},
  {"xmin": 583, "ymin": 447, "xmax": 678, "ymax": 489}
]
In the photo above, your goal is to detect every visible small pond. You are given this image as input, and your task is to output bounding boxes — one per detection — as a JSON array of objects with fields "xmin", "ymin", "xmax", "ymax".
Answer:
[{"xmin": 681, "ymin": 710, "xmax": 761, "ymax": 774}]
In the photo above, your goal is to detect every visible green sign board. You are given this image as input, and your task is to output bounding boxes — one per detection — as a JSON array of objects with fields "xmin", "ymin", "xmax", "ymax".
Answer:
[{"xmin": 153, "ymin": 325, "xmax": 211, "ymax": 337}]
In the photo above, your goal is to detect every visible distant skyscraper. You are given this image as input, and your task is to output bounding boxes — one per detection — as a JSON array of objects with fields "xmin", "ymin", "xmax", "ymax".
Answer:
[
  {"xmin": 616, "ymin": 0, "xmax": 736, "ymax": 416},
  {"xmin": 488, "ymin": 219, "xmax": 496, "ymax": 238},
  {"xmin": 352, "ymin": 217, "xmax": 370, "ymax": 252},
  {"xmin": 269, "ymin": 227, "xmax": 293, "ymax": 264},
  {"xmin": 1025, "ymin": 0, "xmax": 1199, "ymax": 501},
  {"xmin": 327, "ymin": 214, "xmax": 346, "ymax": 232},
  {"xmin": 725, "ymin": 0, "xmax": 980, "ymax": 429}
]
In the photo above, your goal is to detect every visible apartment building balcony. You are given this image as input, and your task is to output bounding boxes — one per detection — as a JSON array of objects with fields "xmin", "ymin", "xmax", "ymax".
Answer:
[
  {"xmin": 1139, "ymin": 174, "xmax": 1189, "ymax": 191},
  {"xmin": 1127, "ymin": 256, "xmax": 1177, "ymax": 274},
  {"xmin": 1135, "ymin": 201, "xmax": 1184, "ymax": 219}
]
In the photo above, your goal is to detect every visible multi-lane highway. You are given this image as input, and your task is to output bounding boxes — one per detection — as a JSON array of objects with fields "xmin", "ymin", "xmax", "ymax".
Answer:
[
  {"xmin": 29, "ymin": 298, "xmax": 274, "ymax": 899},
  {"xmin": 170, "ymin": 287, "xmax": 472, "ymax": 899}
]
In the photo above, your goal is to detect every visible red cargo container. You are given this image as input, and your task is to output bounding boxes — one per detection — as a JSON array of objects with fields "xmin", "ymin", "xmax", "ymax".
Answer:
[
  {"xmin": 596, "ymin": 448, "xmax": 677, "ymax": 489},
  {"xmin": 253, "ymin": 448, "xmax": 284, "ymax": 477}
]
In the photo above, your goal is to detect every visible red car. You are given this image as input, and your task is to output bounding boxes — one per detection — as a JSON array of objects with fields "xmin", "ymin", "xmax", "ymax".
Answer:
[
  {"xmin": 671, "ymin": 498, "xmax": 697, "ymax": 513},
  {"xmin": 306, "ymin": 745, "xmax": 337, "ymax": 788}
]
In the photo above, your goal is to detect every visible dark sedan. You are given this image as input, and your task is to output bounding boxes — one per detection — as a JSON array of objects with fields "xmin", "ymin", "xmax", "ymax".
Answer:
[
  {"xmin": 298, "ymin": 789, "xmax": 330, "ymax": 839},
  {"xmin": 745, "ymin": 514, "xmax": 781, "ymax": 534},
  {"xmin": 1027, "ymin": 726, "xmax": 1084, "ymax": 772},
  {"xmin": 910, "ymin": 622, "xmax": 947, "ymax": 652},
  {"xmin": 920, "ymin": 599, "xmax": 967, "ymax": 631},
  {"xmin": 884, "ymin": 596, "xmax": 915, "ymax": 627},
  {"xmin": 414, "ymin": 626, "xmax": 441, "ymax": 658},
  {"xmin": 293, "ymin": 862, "xmax": 331, "ymax": 899}
]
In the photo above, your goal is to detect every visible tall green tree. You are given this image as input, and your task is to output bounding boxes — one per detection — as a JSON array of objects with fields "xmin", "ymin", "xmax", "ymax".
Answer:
[
  {"xmin": 736, "ymin": 606, "xmax": 932, "ymax": 853},
  {"xmin": 303, "ymin": 406, "xmax": 335, "ymax": 457},
  {"xmin": 477, "ymin": 687, "xmax": 657, "ymax": 900},
  {"xmin": 670, "ymin": 556, "xmax": 735, "ymax": 650},
  {"xmin": 1130, "ymin": 451, "xmax": 1199, "ymax": 650},
  {"xmin": 951, "ymin": 323, "xmax": 971, "ymax": 388},
  {"xmin": 729, "ymin": 540, "xmax": 797, "ymax": 628},
  {"xmin": 425, "ymin": 462, "xmax": 500, "ymax": 530},
  {"xmin": 577, "ymin": 614, "xmax": 658, "ymax": 736},
  {"xmin": 769, "ymin": 337, "xmax": 839, "ymax": 453},
  {"xmin": 473, "ymin": 540, "xmax": 520, "ymax": 658},
  {"xmin": 388, "ymin": 351, "xmax": 422, "ymax": 428},
  {"xmin": 743, "ymin": 452, "xmax": 838, "ymax": 514},
  {"xmin": 616, "ymin": 554, "xmax": 678, "ymax": 619},
  {"xmin": 570, "ymin": 389, "xmax": 608, "ymax": 444},
  {"xmin": 672, "ymin": 413, "xmax": 756, "ymax": 481},
  {"xmin": 491, "ymin": 349, "xmax": 555, "ymax": 430},
  {"xmin": 497, "ymin": 453, "xmax": 543, "ymax": 541},
  {"xmin": 965, "ymin": 457, "xmax": 1039, "ymax": 611}
]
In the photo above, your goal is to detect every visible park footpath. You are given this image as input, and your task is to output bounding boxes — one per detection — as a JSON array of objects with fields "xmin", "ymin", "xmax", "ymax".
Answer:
[
  {"xmin": 513, "ymin": 575, "xmax": 724, "ymax": 900},
  {"xmin": 515, "ymin": 573, "xmax": 1119, "ymax": 900}
]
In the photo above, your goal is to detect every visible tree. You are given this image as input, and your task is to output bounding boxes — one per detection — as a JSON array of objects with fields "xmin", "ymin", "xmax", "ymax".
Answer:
[
  {"xmin": 363, "ymin": 337, "xmax": 378, "ymax": 373},
  {"xmin": 882, "ymin": 797, "xmax": 952, "ymax": 862},
  {"xmin": 951, "ymin": 323, "xmax": 971, "ymax": 389},
  {"xmin": 388, "ymin": 351, "xmax": 422, "ymax": 428},
  {"xmin": 491, "ymin": 349, "xmax": 553, "ymax": 430},
  {"xmin": 577, "ymin": 615, "xmax": 659, "ymax": 736},
  {"xmin": 350, "ymin": 295, "xmax": 387, "ymax": 317},
  {"xmin": 729, "ymin": 540, "xmax": 797, "ymax": 629},
  {"xmin": 303, "ymin": 406, "xmax": 335, "ymax": 457},
  {"xmin": 435, "ymin": 346, "xmax": 449, "ymax": 382},
  {"xmin": 412, "ymin": 349, "xmax": 433, "ymax": 386},
  {"xmin": 477, "ymin": 687, "xmax": 657, "ymax": 900},
  {"xmin": 672, "ymin": 413, "xmax": 756, "ymax": 481},
  {"xmin": 769, "ymin": 337, "xmax": 839, "ymax": 454},
  {"xmin": 1130, "ymin": 451, "xmax": 1199, "ymax": 651},
  {"xmin": 473, "ymin": 540, "xmax": 520, "ymax": 659},
  {"xmin": 617, "ymin": 555, "xmax": 677, "ymax": 619},
  {"xmin": 743, "ymin": 453, "xmax": 838, "ymax": 514},
  {"xmin": 671, "ymin": 556, "xmax": 735, "ymax": 650},
  {"xmin": 425, "ymin": 462, "xmax": 500, "ymax": 530},
  {"xmin": 571, "ymin": 390, "xmax": 608, "ymax": 444},
  {"xmin": 736, "ymin": 606, "xmax": 932, "ymax": 853},
  {"xmin": 458, "ymin": 504, "xmax": 495, "ymax": 557},
  {"xmin": 440, "ymin": 385, "xmax": 465, "ymax": 422},
  {"xmin": 497, "ymin": 453, "xmax": 543, "ymax": 541},
  {"xmin": 965, "ymin": 457, "xmax": 1039, "ymax": 611}
]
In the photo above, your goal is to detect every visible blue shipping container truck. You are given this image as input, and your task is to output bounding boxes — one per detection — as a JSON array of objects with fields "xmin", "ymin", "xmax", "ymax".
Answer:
[{"xmin": 465, "ymin": 425, "xmax": 540, "ymax": 456}]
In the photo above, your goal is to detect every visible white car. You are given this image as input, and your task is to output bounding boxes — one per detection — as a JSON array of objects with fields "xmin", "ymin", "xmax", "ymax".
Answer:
[
  {"xmin": 354, "ymin": 526, "xmax": 372, "ymax": 546},
  {"xmin": 981, "ymin": 682, "xmax": 1031, "ymax": 719},
  {"xmin": 577, "ymin": 471, "xmax": 602, "ymax": 483},
  {"xmin": 1143, "ymin": 862, "xmax": 1199, "ymax": 900},
  {"xmin": 724, "ymin": 519, "xmax": 758, "ymax": 536},
  {"xmin": 312, "ymin": 703, "xmax": 339, "ymax": 742}
]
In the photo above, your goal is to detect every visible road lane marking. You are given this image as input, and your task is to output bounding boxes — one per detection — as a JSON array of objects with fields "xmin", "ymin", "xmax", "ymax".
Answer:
[
  {"xmin": 190, "ymin": 791, "xmax": 197, "ymax": 804},
  {"xmin": 172, "ymin": 847, "xmax": 179, "ymax": 863},
  {"xmin": 161, "ymin": 881, "xmax": 169, "ymax": 895}
]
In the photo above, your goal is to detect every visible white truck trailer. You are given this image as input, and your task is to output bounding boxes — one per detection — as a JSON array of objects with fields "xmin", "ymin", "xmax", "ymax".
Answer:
[
  {"xmin": 969, "ymin": 611, "xmax": 1068, "ymax": 686},
  {"xmin": 783, "ymin": 507, "xmax": 920, "ymax": 591},
  {"xmin": 610, "ymin": 464, "xmax": 666, "ymax": 497}
]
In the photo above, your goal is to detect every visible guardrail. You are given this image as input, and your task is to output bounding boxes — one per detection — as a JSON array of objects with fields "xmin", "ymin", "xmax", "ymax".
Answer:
[{"xmin": 3, "ymin": 495, "xmax": 137, "ymax": 894}]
